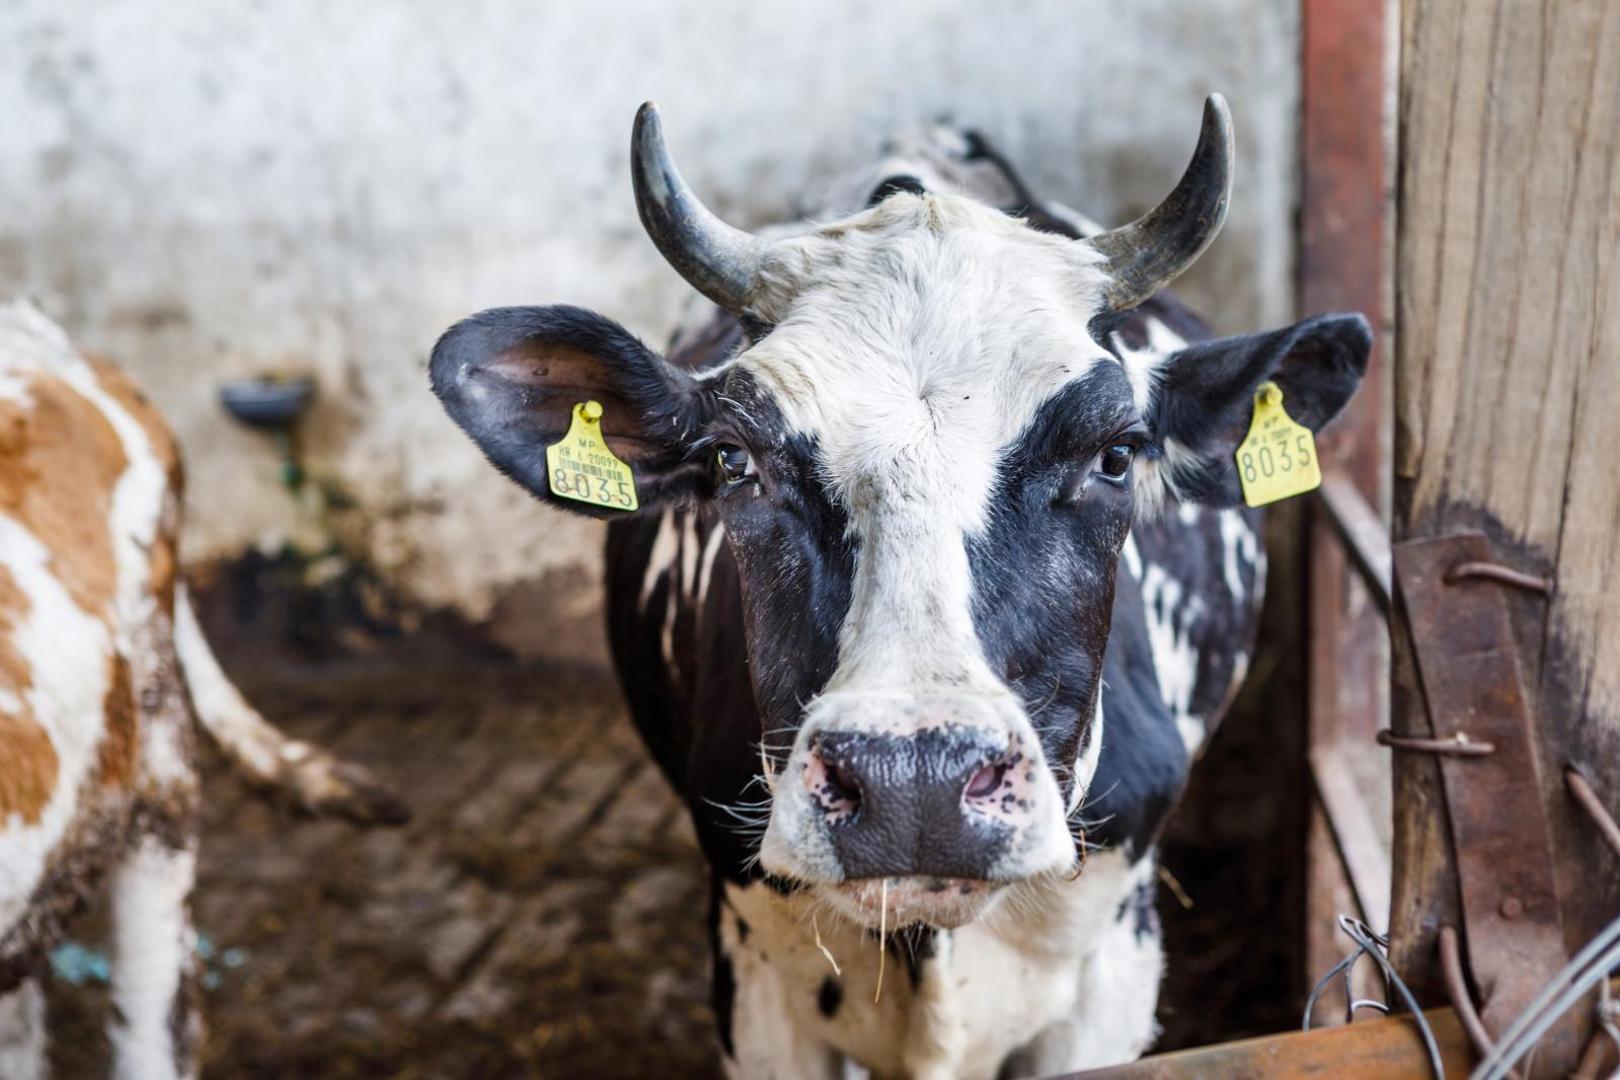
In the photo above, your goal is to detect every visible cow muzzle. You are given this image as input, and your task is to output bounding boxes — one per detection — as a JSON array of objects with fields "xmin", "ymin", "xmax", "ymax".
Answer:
[
  {"xmin": 806, "ymin": 727, "xmax": 1021, "ymax": 880},
  {"xmin": 758, "ymin": 694, "xmax": 1077, "ymax": 926}
]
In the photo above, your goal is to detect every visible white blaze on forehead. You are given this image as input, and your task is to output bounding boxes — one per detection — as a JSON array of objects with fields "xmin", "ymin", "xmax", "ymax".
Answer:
[{"xmin": 739, "ymin": 195, "xmax": 1115, "ymax": 690}]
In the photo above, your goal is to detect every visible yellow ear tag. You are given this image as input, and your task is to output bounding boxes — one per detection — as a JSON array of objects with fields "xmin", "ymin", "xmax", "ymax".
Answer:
[
  {"xmin": 1235, "ymin": 381, "xmax": 1321, "ymax": 508},
  {"xmin": 545, "ymin": 400, "xmax": 639, "ymax": 511}
]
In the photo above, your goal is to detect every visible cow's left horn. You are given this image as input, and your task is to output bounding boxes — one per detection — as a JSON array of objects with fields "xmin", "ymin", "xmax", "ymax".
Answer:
[
  {"xmin": 1087, "ymin": 94, "xmax": 1234, "ymax": 312},
  {"xmin": 632, "ymin": 102, "xmax": 767, "ymax": 314}
]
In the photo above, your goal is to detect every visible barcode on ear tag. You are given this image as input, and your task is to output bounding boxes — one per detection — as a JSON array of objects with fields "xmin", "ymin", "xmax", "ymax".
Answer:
[
  {"xmin": 1236, "ymin": 382, "xmax": 1321, "ymax": 508},
  {"xmin": 545, "ymin": 400, "xmax": 639, "ymax": 511}
]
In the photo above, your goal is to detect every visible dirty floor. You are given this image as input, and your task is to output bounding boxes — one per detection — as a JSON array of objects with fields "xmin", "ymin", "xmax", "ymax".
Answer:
[{"xmin": 42, "ymin": 624, "xmax": 1301, "ymax": 1078}]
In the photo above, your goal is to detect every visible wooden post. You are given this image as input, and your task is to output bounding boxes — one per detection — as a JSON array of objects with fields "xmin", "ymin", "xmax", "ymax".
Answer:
[
  {"xmin": 1299, "ymin": 0, "xmax": 1391, "ymax": 1023},
  {"xmin": 1391, "ymin": 0, "xmax": 1620, "ymax": 1060}
]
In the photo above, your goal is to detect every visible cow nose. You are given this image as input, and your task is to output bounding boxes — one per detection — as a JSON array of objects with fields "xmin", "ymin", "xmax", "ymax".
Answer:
[{"xmin": 806, "ymin": 728, "xmax": 1019, "ymax": 880}]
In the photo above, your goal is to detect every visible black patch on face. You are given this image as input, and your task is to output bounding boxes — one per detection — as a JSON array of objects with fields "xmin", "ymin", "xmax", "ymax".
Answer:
[
  {"xmin": 968, "ymin": 363, "xmax": 1141, "ymax": 786},
  {"xmin": 868, "ymin": 174, "xmax": 928, "ymax": 205},
  {"xmin": 818, "ymin": 975, "xmax": 843, "ymax": 1018},
  {"xmin": 705, "ymin": 369, "xmax": 857, "ymax": 765},
  {"xmin": 608, "ymin": 362, "xmax": 858, "ymax": 887}
]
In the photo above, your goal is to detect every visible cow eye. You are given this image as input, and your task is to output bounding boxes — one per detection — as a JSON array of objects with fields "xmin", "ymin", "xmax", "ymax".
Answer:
[
  {"xmin": 715, "ymin": 444, "xmax": 755, "ymax": 486},
  {"xmin": 1098, "ymin": 443, "xmax": 1135, "ymax": 481}
]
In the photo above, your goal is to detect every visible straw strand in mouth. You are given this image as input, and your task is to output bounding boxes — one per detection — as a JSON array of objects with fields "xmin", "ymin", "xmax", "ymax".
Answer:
[
  {"xmin": 875, "ymin": 878, "xmax": 889, "ymax": 1004},
  {"xmin": 813, "ymin": 911, "xmax": 841, "ymax": 977}
]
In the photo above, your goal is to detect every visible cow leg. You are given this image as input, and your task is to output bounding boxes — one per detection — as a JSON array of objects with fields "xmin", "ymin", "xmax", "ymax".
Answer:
[
  {"xmin": 107, "ymin": 833, "xmax": 200, "ymax": 1080},
  {"xmin": 0, "ymin": 977, "xmax": 47, "ymax": 1080}
]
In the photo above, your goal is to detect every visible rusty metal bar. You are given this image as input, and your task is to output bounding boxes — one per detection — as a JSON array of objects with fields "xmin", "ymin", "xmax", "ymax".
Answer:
[
  {"xmin": 1315, "ymin": 474, "xmax": 1393, "ymax": 618},
  {"xmin": 1442, "ymin": 561, "xmax": 1552, "ymax": 595},
  {"xmin": 1377, "ymin": 729, "xmax": 1496, "ymax": 757},
  {"xmin": 1059, "ymin": 1008, "xmax": 1473, "ymax": 1079},
  {"xmin": 1309, "ymin": 745, "xmax": 1393, "ymax": 932},
  {"xmin": 1566, "ymin": 767, "xmax": 1620, "ymax": 862},
  {"xmin": 1396, "ymin": 534, "xmax": 1580, "ymax": 1068},
  {"xmin": 1438, "ymin": 925, "xmax": 1496, "ymax": 1067}
]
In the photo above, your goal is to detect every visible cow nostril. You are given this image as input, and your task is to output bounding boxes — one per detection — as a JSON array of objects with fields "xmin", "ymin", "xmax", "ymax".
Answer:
[
  {"xmin": 827, "ymin": 761, "xmax": 862, "ymax": 806},
  {"xmin": 964, "ymin": 762, "xmax": 1007, "ymax": 800}
]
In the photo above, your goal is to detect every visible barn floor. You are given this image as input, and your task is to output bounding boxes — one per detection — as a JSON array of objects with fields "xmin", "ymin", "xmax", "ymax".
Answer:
[{"xmin": 42, "ymin": 560, "xmax": 1304, "ymax": 1078}]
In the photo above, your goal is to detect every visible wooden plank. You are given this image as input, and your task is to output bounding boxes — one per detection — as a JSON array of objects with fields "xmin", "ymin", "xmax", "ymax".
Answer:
[
  {"xmin": 1314, "ymin": 476, "xmax": 1392, "ymax": 617},
  {"xmin": 1060, "ymin": 1008, "xmax": 1474, "ymax": 1079},
  {"xmin": 1392, "ymin": 0, "xmax": 1620, "ymax": 1039},
  {"xmin": 1309, "ymin": 745, "xmax": 1392, "ymax": 934}
]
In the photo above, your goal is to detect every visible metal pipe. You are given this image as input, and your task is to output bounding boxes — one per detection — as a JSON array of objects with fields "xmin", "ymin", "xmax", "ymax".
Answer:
[
  {"xmin": 1566, "ymin": 766, "xmax": 1620, "ymax": 862},
  {"xmin": 1440, "ymin": 925, "xmax": 1500, "ymax": 1068}
]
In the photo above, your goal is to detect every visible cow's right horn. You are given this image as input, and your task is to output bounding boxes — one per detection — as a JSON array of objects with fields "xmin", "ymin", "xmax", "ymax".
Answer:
[
  {"xmin": 1086, "ymin": 93, "xmax": 1235, "ymax": 312},
  {"xmin": 632, "ymin": 102, "xmax": 768, "ymax": 315}
]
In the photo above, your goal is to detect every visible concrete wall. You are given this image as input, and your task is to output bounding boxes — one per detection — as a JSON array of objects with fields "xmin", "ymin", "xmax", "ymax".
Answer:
[{"xmin": 0, "ymin": 1, "xmax": 1298, "ymax": 653}]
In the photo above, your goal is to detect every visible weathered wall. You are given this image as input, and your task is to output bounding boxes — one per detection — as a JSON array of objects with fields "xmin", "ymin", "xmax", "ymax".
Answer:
[{"xmin": 0, "ymin": 1, "xmax": 1299, "ymax": 651}]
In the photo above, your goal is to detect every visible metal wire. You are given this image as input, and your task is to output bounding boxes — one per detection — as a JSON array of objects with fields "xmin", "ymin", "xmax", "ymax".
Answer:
[
  {"xmin": 1471, "ymin": 910, "xmax": 1620, "ymax": 1080},
  {"xmin": 1304, "ymin": 914, "xmax": 1446, "ymax": 1079}
]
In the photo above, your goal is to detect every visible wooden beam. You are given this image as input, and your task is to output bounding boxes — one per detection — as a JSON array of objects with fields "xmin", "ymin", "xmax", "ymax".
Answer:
[
  {"xmin": 1392, "ymin": 0, "xmax": 1620, "ymax": 1061},
  {"xmin": 1310, "ymin": 745, "xmax": 1392, "ymax": 933},
  {"xmin": 1299, "ymin": 0, "xmax": 1391, "ymax": 1026},
  {"xmin": 1314, "ymin": 476, "xmax": 1392, "ymax": 618},
  {"xmin": 1059, "ymin": 1008, "xmax": 1474, "ymax": 1079}
]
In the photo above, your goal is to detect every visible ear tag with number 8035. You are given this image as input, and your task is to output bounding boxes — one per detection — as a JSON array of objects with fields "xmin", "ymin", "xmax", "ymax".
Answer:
[
  {"xmin": 1235, "ymin": 381, "xmax": 1320, "ymax": 508},
  {"xmin": 545, "ymin": 401, "xmax": 639, "ymax": 511}
]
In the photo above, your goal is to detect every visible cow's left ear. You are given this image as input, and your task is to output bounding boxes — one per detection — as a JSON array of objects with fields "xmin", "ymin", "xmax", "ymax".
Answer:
[
  {"xmin": 1139, "ymin": 312, "xmax": 1372, "ymax": 508},
  {"xmin": 430, "ymin": 305, "xmax": 710, "ymax": 517}
]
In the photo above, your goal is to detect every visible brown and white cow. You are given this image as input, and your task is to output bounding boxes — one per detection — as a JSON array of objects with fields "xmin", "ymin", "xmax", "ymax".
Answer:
[{"xmin": 0, "ymin": 300, "xmax": 405, "ymax": 1080}]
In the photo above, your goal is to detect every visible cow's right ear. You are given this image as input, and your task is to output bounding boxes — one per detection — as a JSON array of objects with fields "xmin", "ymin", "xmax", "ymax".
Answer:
[{"xmin": 430, "ymin": 305, "xmax": 709, "ymax": 517}]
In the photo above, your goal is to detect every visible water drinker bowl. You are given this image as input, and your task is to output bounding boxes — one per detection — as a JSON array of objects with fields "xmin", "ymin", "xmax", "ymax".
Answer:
[{"xmin": 218, "ymin": 375, "xmax": 315, "ymax": 431}]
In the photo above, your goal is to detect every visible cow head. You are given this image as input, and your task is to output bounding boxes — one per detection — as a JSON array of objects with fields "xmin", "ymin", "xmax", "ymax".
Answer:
[{"xmin": 432, "ymin": 98, "xmax": 1369, "ymax": 929}]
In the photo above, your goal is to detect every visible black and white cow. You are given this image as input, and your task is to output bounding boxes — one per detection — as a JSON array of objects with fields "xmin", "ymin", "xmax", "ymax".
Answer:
[{"xmin": 431, "ymin": 97, "xmax": 1369, "ymax": 1078}]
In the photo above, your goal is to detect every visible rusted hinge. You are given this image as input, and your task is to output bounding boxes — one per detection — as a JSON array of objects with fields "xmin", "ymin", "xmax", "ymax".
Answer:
[{"xmin": 1393, "ymin": 533, "xmax": 1580, "ymax": 1070}]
